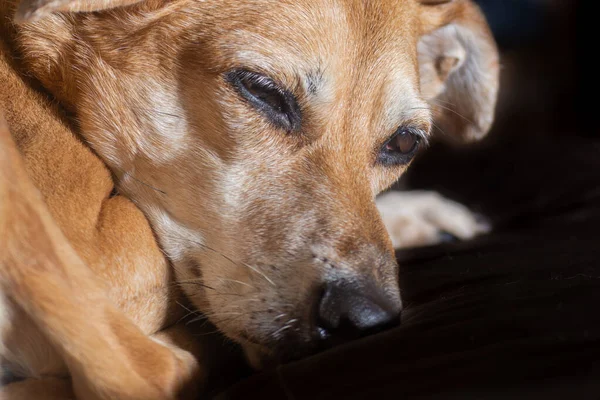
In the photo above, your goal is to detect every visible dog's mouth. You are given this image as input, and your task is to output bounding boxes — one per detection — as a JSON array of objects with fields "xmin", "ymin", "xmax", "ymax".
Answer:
[
  {"xmin": 241, "ymin": 341, "xmax": 276, "ymax": 370},
  {"xmin": 195, "ymin": 282, "xmax": 401, "ymax": 369},
  {"xmin": 178, "ymin": 243, "xmax": 401, "ymax": 368},
  {"xmin": 238, "ymin": 333, "xmax": 323, "ymax": 369},
  {"xmin": 237, "ymin": 311, "xmax": 402, "ymax": 370},
  {"xmin": 209, "ymin": 295, "xmax": 328, "ymax": 367}
]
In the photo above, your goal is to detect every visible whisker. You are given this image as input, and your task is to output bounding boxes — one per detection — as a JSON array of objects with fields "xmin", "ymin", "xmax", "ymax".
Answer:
[
  {"xmin": 271, "ymin": 318, "xmax": 299, "ymax": 338},
  {"xmin": 187, "ymin": 312, "xmax": 240, "ymax": 326},
  {"xmin": 428, "ymin": 102, "xmax": 475, "ymax": 125},
  {"xmin": 430, "ymin": 120, "xmax": 446, "ymax": 136},
  {"xmin": 174, "ymin": 282, "xmax": 245, "ymax": 297},
  {"xmin": 241, "ymin": 262, "xmax": 275, "ymax": 286},
  {"xmin": 162, "ymin": 233, "xmax": 275, "ymax": 287},
  {"xmin": 429, "ymin": 98, "xmax": 458, "ymax": 107},
  {"xmin": 271, "ymin": 324, "xmax": 293, "ymax": 337},
  {"xmin": 406, "ymin": 105, "xmax": 464, "ymax": 137},
  {"xmin": 111, "ymin": 166, "xmax": 168, "ymax": 195},
  {"xmin": 171, "ymin": 279, "xmax": 217, "ymax": 292},
  {"xmin": 193, "ymin": 311, "xmax": 257, "ymax": 333},
  {"xmin": 176, "ymin": 301, "xmax": 201, "ymax": 323},
  {"xmin": 273, "ymin": 313, "xmax": 287, "ymax": 322},
  {"xmin": 217, "ymin": 277, "xmax": 256, "ymax": 289}
]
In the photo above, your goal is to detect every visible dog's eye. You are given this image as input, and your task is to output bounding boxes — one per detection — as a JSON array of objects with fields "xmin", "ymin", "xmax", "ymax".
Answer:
[
  {"xmin": 226, "ymin": 69, "xmax": 301, "ymax": 132},
  {"xmin": 377, "ymin": 128, "xmax": 425, "ymax": 166}
]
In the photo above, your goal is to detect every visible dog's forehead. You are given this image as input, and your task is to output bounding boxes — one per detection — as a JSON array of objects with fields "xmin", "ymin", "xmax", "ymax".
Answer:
[
  {"xmin": 206, "ymin": 0, "xmax": 427, "ymax": 131},
  {"xmin": 213, "ymin": 1, "xmax": 419, "ymax": 77}
]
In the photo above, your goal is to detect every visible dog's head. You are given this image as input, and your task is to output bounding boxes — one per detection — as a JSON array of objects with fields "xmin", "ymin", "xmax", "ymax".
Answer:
[{"xmin": 15, "ymin": 0, "xmax": 498, "ymax": 366}]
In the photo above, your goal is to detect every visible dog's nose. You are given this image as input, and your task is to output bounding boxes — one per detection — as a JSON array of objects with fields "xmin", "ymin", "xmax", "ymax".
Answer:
[{"xmin": 316, "ymin": 280, "xmax": 401, "ymax": 342}]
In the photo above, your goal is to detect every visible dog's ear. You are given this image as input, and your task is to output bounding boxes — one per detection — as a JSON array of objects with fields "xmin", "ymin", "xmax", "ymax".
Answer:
[
  {"xmin": 14, "ymin": 0, "xmax": 143, "ymax": 23},
  {"xmin": 417, "ymin": 0, "xmax": 500, "ymax": 142}
]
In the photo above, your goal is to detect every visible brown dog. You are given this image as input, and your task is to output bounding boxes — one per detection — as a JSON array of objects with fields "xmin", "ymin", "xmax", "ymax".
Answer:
[{"xmin": 0, "ymin": 0, "xmax": 499, "ymax": 398}]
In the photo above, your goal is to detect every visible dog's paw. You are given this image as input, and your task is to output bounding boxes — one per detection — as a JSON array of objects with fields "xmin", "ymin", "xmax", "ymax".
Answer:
[{"xmin": 376, "ymin": 190, "xmax": 491, "ymax": 249}]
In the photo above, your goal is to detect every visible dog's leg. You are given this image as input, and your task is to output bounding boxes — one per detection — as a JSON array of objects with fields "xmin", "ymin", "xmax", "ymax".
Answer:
[
  {"xmin": 0, "ymin": 115, "xmax": 201, "ymax": 400},
  {"xmin": 377, "ymin": 190, "xmax": 490, "ymax": 249}
]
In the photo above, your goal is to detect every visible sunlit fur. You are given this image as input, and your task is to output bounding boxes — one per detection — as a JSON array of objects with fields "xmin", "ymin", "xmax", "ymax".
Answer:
[{"xmin": 1, "ymin": 0, "xmax": 498, "ymax": 397}]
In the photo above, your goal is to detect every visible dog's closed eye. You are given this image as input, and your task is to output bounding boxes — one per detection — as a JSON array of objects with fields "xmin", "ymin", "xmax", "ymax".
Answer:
[
  {"xmin": 377, "ymin": 127, "xmax": 427, "ymax": 167},
  {"xmin": 226, "ymin": 69, "xmax": 301, "ymax": 132}
]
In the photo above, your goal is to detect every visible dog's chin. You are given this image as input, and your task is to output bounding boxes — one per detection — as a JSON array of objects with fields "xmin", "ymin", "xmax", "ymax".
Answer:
[
  {"xmin": 240, "ymin": 337, "xmax": 324, "ymax": 370},
  {"xmin": 241, "ymin": 342, "xmax": 276, "ymax": 370}
]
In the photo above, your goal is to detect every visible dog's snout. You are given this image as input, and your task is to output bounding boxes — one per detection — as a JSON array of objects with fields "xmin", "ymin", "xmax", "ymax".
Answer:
[{"xmin": 316, "ymin": 280, "xmax": 401, "ymax": 342}]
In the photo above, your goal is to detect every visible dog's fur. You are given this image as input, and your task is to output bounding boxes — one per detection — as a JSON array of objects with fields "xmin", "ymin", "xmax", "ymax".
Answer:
[{"xmin": 0, "ymin": 0, "xmax": 499, "ymax": 398}]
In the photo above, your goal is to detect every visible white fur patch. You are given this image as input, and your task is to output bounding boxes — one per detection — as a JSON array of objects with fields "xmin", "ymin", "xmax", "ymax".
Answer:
[
  {"xmin": 136, "ymin": 81, "xmax": 190, "ymax": 164},
  {"xmin": 149, "ymin": 207, "xmax": 206, "ymax": 264}
]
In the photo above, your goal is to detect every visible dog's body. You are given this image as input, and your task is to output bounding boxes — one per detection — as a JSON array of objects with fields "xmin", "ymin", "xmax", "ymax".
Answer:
[
  {"xmin": 0, "ymin": 0, "xmax": 498, "ymax": 398},
  {"xmin": 0, "ymin": 27, "xmax": 202, "ymax": 398}
]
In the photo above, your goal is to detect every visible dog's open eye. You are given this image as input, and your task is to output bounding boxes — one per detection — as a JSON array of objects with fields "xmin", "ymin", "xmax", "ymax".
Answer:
[
  {"xmin": 377, "ymin": 128, "xmax": 425, "ymax": 166},
  {"xmin": 226, "ymin": 69, "xmax": 301, "ymax": 132}
]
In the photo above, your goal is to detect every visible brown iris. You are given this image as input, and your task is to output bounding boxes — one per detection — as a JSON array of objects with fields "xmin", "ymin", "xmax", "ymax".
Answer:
[
  {"xmin": 377, "ymin": 128, "xmax": 423, "ymax": 166},
  {"xmin": 386, "ymin": 130, "xmax": 419, "ymax": 154}
]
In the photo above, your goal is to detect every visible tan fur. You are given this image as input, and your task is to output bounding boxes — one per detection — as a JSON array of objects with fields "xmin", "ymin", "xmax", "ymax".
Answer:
[{"xmin": 0, "ymin": 0, "xmax": 499, "ymax": 398}]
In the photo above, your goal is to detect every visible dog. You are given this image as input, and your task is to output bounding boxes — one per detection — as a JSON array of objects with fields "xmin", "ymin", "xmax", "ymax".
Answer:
[{"xmin": 0, "ymin": 0, "xmax": 499, "ymax": 398}]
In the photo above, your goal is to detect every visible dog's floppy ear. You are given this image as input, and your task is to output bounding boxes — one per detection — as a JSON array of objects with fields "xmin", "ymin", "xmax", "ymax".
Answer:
[
  {"xmin": 417, "ymin": 0, "xmax": 500, "ymax": 142},
  {"xmin": 14, "ymin": 0, "xmax": 143, "ymax": 23}
]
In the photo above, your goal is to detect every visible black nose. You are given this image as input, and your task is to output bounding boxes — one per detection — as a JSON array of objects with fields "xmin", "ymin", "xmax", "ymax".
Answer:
[{"xmin": 316, "ymin": 280, "xmax": 401, "ymax": 342}]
